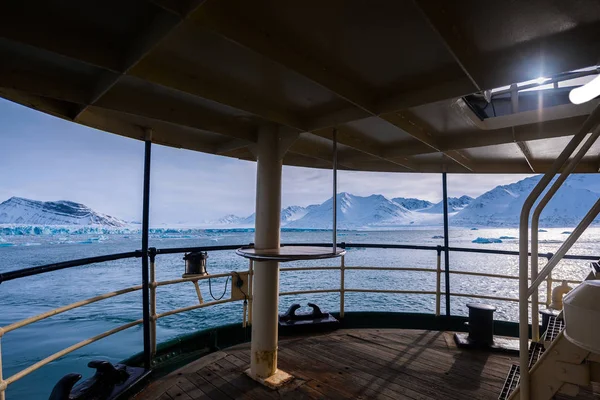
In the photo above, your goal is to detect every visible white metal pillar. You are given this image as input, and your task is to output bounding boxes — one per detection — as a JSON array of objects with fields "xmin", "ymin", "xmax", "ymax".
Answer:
[{"xmin": 250, "ymin": 126, "xmax": 284, "ymax": 381}]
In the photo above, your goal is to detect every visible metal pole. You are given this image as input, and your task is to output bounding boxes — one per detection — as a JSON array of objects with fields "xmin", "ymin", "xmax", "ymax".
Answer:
[
  {"xmin": 248, "ymin": 260, "xmax": 253, "ymax": 325},
  {"xmin": 442, "ymin": 172, "xmax": 450, "ymax": 316},
  {"xmin": 149, "ymin": 248, "xmax": 157, "ymax": 358},
  {"xmin": 546, "ymin": 270, "xmax": 553, "ymax": 308},
  {"xmin": 517, "ymin": 104, "xmax": 600, "ymax": 400},
  {"xmin": 0, "ymin": 339, "xmax": 5, "ymax": 400},
  {"xmin": 530, "ymin": 124, "xmax": 600, "ymax": 341},
  {"xmin": 250, "ymin": 127, "xmax": 284, "ymax": 380},
  {"xmin": 332, "ymin": 128, "xmax": 338, "ymax": 252},
  {"xmin": 141, "ymin": 138, "xmax": 152, "ymax": 370},
  {"xmin": 340, "ymin": 255, "xmax": 345, "ymax": 318},
  {"xmin": 529, "ymin": 198, "xmax": 600, "ymax": 293},
  {"xmin": 436, "ymin": 246, "xmax": 442, "ymax": 317}
]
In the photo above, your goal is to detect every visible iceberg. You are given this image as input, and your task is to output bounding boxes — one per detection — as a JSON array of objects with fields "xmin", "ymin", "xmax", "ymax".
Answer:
[
  {"xmin": 470, "ymin": 227, "xmax": 478, "ymax": 230},
  {"xmin": 431, "ymin": 235, "xmax": 444, "ymax": 239},
  {"xmin": 538, "ymin": 229, "xmax": 548, "ymax": 232},
  {"xmin": 472, "ymin": 237, "xmax": 503, "ymax": 244},
  {"xmin": 562, "ymin": 231, "xmax": 572, "ymax": 235},
  {"xmin": 499, "ymin": 236, "xmax": 517, "ymax": 239}
]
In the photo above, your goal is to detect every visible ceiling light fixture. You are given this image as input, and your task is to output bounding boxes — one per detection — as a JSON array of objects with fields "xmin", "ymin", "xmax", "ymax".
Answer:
[{"xmin": 569, "ymin": 74, "xmax": 600, "ymax": 104}]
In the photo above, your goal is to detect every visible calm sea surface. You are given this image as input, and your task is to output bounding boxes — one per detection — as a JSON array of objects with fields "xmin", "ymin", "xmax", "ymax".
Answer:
[{"xmin": 0, "ymin": 227, "xmax": 598, "ymax": 399}]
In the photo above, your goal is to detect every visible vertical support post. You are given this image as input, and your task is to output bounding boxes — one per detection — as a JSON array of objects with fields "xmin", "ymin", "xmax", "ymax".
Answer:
[
  {"xmin": 0, "ymin": 339, "xmax": 5, "ymax": 400},
  {"xmin": 436, "ymin": 246, "xmax": 442, "ymax": 317},
  {"xmin": 531, "ymin": 226, "xmax": 540, "ymax": 341},
  {"xmin": 332, "ymin": 128, "xmax": 338, "ymax": 252},
  {"xmin": 340, "ymin": 254, "xmax": 345, "ymax": 318},
  {"xmin": 248, "ymin": 260, "xmax": 253, "ymax": 325},
  {"xmin": 141, "ymin": 136, "xmax": 152, "ymax": 370},
  {"xmin": 546, "ymin": 271, "xmax": 553, "ymax": 307},
  {"xmin": 442, "ymin": 172, "xmax": 451, "ymax": 316},
  {"xmin": 149, "ymin": 248, "xmax": 157, "ymax": 357},
  {"xmin": 250, "ymin": 127, "xmax": 285, "ymax": 380},
  {"xmin": 546, "ymin": 254, "xmax": 553, "ymax": 307},
  {"xmin": 193, "ymin": 281, "xmax": 204, "ymax": 304}
]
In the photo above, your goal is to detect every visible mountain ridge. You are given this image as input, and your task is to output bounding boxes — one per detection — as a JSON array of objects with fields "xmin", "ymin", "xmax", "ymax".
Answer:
[
  {"xmin": 212, "ymin": 175, "xmax": 600, "ymax": 229},
  {"xmin": 0, "ymin": 197, "xmax": 126, "ymax": 227}
]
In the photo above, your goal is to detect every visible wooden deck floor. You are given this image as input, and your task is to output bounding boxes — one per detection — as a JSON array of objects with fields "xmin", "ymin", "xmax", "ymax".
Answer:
[{"xmin": 135, "ymin": 329, "xmax": 600, "ymax": 400}]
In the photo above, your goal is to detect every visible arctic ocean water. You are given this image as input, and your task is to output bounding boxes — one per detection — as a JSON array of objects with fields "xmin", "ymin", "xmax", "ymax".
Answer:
[{"xmin": 1, "ymin": 227, "xmax": 599, "ymax": 399}]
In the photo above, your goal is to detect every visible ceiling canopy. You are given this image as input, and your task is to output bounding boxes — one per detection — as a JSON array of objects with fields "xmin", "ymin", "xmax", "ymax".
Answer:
[{"xmin": 1, "ymin": 0, "xmax": 599, "ymax": 173}]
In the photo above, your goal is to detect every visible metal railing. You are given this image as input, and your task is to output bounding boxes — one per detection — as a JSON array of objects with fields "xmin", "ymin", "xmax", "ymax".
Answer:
[
  {"xmin": 516, "ymin": 104, "xmax": 600, "ymax": 400},
  {"xmin": 0, "ymin": 243, "xmax": 597, "ymax": 399}
]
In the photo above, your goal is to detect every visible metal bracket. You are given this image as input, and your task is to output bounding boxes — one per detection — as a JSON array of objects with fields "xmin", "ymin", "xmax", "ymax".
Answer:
[
  {"xmin": 554, "ymin": 361, "xmax": 590, "ymax": 386},
  {"xmin": 231, "ymin": 271, "xmax": 249, "ymax": 301},
  {"xmin": 193, "ymin": 281, "xmax": 204, "ymax": 304}
]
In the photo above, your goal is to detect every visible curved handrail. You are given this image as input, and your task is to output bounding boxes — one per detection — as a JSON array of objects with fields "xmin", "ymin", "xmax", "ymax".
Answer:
[
  {"xmin": 0, "ymin": 243, "xmax": 594, "ymax": 398},
  {"xmin": 517, "ymin": 103, "xmax": 600, "ymax": 400},
  {"xmin": 530, "ymin": 123, "xmax": 600, "ymax": 340},
  {"xmin": 1, "ymin": 243, "xmax": 597, "ymax": 283}
]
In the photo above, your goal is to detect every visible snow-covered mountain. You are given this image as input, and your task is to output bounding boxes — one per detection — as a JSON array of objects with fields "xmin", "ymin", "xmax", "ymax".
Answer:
[
  {"xmin": 222, "ymin": 205, "xmax": 318, "ymax": 226},
  {"xmin": 422, "ymin": 195, "xmax": 473, "ymax": 214},
  {"xmin": 211, "ymin": 175, "xmax": 600, "ymax": 229},
  {"xmin": 392, "ymin": 197, "xmax": 433, "ymax": 211},
  {"xmin": 0, "ymin": 197, "xmax": 126, "ymax": 227},
  {"xmin": 215, "ymin": 214, "xmax": 246, "ymax": 225},
  {"xmin": 453, "ymin": 175, "xmax": 600, "ymax": 227},
  {"xmin": 285, "ymin": 193, "xmax": 419, "ymax": 229}
]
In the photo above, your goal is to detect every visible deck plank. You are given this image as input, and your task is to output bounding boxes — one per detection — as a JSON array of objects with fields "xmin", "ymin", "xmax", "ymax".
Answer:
[{"xmin": 135, "ymin": 329, "xmax": 600, "ymax": 400}]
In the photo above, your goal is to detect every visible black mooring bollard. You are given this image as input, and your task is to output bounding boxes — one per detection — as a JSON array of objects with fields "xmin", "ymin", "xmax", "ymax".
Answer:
[{"xmin": 467, "ymin": 303, "xmax": 496, "ymax": 346}]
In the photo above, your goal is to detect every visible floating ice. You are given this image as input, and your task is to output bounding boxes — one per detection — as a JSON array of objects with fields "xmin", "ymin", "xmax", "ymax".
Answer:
[
  {"xmin": 499, "ymin": 236, "xmax": 517, "ymax": 239},
  {"xmin": 472, "ymin": 237, "xmax": 502, "ymax": 244},
  {"xmin": 562, "ymin": 231, "xmax": 572, "ymax": 235},
  {"xmin": 538, "ymin": 229, "xmax": 548, "ymax": 232},
  {"xmin": 471, "ymin": 228, "xmax": 479, "ymax": 230},
  {"xmin": 431, "ymin": 235, "xmax": 444, "ymax": 239}
]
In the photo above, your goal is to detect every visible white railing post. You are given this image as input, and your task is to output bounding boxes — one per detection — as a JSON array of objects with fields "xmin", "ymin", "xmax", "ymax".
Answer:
[
  {"xmin": 436, "ymin": 246, "xmax": 442, "ymax": 317},
  {"xmin": 149, "ymin": 250, "xmax": 157, "ymax": 358},
  {"xmin": 193, "ymin": 281, "xmax": 204, "ymax": 304},
  {"xmin": 0, "ymin": 337, "xmax": 5, "ymax": 400},
  {"xmin": 546, "ymin": 268, "xmax": 553, "ymax": 308},
  {"xmin": 340, "ymin": 255, "xmax": 345, "ymax": 318}
]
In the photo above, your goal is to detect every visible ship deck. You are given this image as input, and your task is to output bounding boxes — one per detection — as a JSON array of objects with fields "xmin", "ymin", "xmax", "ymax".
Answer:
[{"xmin": 134, "ymin": 329, "xmax": 600, "ymax": 400}]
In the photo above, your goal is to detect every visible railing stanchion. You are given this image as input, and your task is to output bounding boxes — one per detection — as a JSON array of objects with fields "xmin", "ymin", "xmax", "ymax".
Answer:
[
  {"xmin": 436, "ymin": 246, "xmax": 442, "ymax": 317},
  {"xmin": 546, "ymin": 254, "xmax": 553, "ymax": 307},
  {"xmin": 193, "ymin": 281, "xmax": 204, "ymax": 304},
  {"xmin": 0, "ymin": 338, "xmax": 5, "ymax": 400},
  {"xmin": 149, "ymin": 248, "xmax": 157, "ymax": 359},
  {"xmin": 340, "ymin": 255, "xmax": 345, "ymax": 318}
]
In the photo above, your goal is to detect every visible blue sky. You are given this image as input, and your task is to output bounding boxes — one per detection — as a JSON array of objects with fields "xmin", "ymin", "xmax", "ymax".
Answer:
[{"xmin": 0, "ymin": 98, "xmax": 534, "ymax": 224}]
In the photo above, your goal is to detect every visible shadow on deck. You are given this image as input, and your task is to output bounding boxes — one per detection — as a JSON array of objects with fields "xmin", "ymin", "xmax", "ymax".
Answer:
[{"xmin": 134, "ymin": 329, "xmax": 600, "ymax": 399}]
